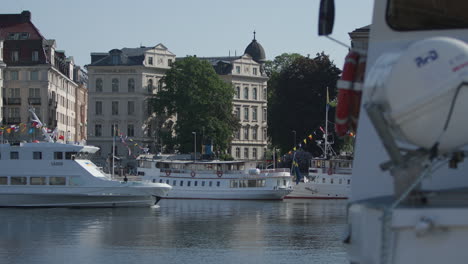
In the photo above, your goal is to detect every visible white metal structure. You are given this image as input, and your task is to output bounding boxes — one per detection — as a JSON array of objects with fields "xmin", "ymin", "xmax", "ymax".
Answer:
[
  {"xmin": 137, "ymin": 155, "xmax": 293, "ymax": 200},
  {"xmin": 319, "ymin": 0, "xmax": 468, "ymax": 263},
  {"xmin": 0, "ymin": 142, "xmax": 172, "ymax": 207}
]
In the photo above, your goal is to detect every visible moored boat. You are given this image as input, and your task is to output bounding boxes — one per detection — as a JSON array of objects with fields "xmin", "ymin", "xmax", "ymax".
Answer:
[{"xmin": 137, "ymin": 154, "xmax": 293, "ymax": 200}]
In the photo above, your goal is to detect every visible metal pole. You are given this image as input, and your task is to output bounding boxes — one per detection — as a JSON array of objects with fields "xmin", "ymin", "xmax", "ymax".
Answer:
[
  {"xmin": 112, "ymin": 124, "xmax": 115, "ymax": 179},
  {"xmin": 292, "ymin": 130, "xmax": 296, "ymax": 148},
  {"xmin": 192, "ymin": 131, "xmax": 196, "ymax": 162}
]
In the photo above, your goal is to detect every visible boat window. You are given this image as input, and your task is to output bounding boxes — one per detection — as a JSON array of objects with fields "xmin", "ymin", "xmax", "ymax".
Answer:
[
  {"xmin": 187, "ymin": 181, "xmax": 191, "ymax": 187},
  {"xmin": 173, "ymin": 180, "xmax": 177, "ymax": 186},
  {"xmin": 54, "ymin": 152, "xmax": 63, "ymax": 160},
  {"xmin": 11, "ymin": 177, "xmax": 27, "ymax": 185},
  {"xmin": 283, "ymin": 180, "xmax": 287, "ymax": 186},
  {"xmin": 387, "ymin": 0, "xmax": 468, "ymax": 31},
  {"xmin": 65, "ymin": 152, "xmax": 77, "ymax": 160},
  {"xmin": 322, "ymin": 178, "xmax": 325, "ymax": 183},
  {"xmin": 194, "ymin": 181, "xmax": 198, "ymax": 186},
  {"xmin": 10, "ymin": 151, "xmax": 19, "ymax": 160},
  {"xmin": 230, "ymin": 180, "xmax": 238, "ymax": 188},
  {"xmin": 180, "ymin": 180, "xmax": 183, "ymax": 186},
  {"xmin": 216, "ymin": 181, "xmax": 220, "ymax": 187},
  {"xmin": 209, "ymin": 181, "xmax": 212, "ymax": 187},
  {"xmin": 0, "ymin": 177, "xmax": 7, "ymax": 185},
  {"xmin": 248, "ymin": 180, "xmax": 257, "ymax": 187},
  {"xmin": 33, "ymin": 151, "xmax": 42, "ymax": 160},
  {"xmin": 30, "ymin": 177, "xmax": 46, "ymax": 185},
  {"xmin": 69, "ymin": 176, "xmax": 83, "ymax": 186},
  {"xmin": 50, "ymin": 176, "xmax": 66, "ymax": 185}
]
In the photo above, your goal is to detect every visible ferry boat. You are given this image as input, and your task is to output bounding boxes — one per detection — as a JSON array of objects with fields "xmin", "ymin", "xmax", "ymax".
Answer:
[
  {"xmin": 137, "ymin": 155, "xmax": 293, "ymax": 200},
  {"xmin": 286, "ymin": 155, "xmax": 352, "ymax": 199},
  {"xmin": 0, "ymin": 110, "xmax": 172, "ymax": 207},
  {"xmin": 318, "ymin": 0, "xmax": 468, "ymax": 263}
]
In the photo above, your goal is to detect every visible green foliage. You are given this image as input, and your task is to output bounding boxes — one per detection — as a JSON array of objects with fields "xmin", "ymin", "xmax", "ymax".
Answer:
[
  {"xmin": 267, "ymin": 52, "xmax": 341, "ymax": 156},
  {"xmin": 151, "ymin": 56, "xmax": 240, "ymax": 154}
]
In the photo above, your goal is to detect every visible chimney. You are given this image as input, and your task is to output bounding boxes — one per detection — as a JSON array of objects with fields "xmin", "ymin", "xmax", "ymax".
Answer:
[{"xmin": 21, "ymin": 11, "xmax": 31, "ymax": 22}]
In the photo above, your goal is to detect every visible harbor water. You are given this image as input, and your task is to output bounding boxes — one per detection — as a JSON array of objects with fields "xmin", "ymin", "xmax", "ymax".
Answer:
[{"xmin": 0, "ymin": 199, "xmax": 348, "ymax": 264}]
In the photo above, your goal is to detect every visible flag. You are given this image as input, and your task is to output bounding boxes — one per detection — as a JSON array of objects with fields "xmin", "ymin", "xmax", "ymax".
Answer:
[
  {"xmin": 292, "ymin": 156, "xmax": 303, "ymax": 184},
  {"xmin": 320, "ymin": 126, "xmax": 325, "ymax": 134},
  {"xmin": 293, "ymin": 147, "xmax": 296, "ymax": 151},
  {"xmin": 59, "ymin": 135, "xmax": 64, "ymax": 140},
  {"xmin": 303, "ymin": 138, "xmax": 307, "ymax": 144},
  {"xmin": 28, "ymin": 128, "xmax": 34, "ymax": 134},
  {"xmin": 308, "ymin": 134, "xmax": 313, "ymax": 140}
]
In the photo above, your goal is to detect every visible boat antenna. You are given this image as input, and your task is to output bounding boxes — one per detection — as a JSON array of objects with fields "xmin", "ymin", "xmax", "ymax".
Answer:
[{"xmin": 28, "ymin": 107, "xmax": 54, "ymax": 143}]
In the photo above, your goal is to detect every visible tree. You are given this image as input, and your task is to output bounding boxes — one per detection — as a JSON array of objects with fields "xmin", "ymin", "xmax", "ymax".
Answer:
[
  {"xmin": 151, "ymin": 56, "xmax": 240, "ymax": 154},
  {"xmin": 267, "ymin": 52, "xmax": 341, "ymax": 157}
]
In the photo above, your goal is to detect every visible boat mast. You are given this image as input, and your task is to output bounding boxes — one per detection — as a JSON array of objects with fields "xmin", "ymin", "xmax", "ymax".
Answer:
[
  {"xmin": 112, "ymin": 124, "xmax": 115, "ymax": 179},
  {"xmin": 324, "ymin": 87, "xmax": 329, "ymax": 158}
]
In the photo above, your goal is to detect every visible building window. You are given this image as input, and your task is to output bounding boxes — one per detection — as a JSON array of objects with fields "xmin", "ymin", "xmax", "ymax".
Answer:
[
  {"xmin": 252, "ymin": 127, "xmax": 258, "ymax": 140},
  {"xmin": 263, "ymin": 88, "xmax": 267, "ymax": 100},
  {"xmin": 263, "ymin": 128, "xmax": 267, "ymax": 140},
  {"xmin": 127, "ymin": 101, "xmax": 135, "ymax": 115},
  {"xmin": 235, "ymin": 128, "xmax": 240, "ymax": 140},
  {"xmin": 10, "ymin": 71, "xmax": 19, "ymax": 80},
  {"xmin": 263, "ymin": 108, "xmax": 267, "ymax": 122},
  {"xmin": 127, "ymin": 124, "xmax": 134, "ymax": 137},
  {"xmin": 29, "ymin": 88, "xmax": 40, "ymax": 98},
  {"xmin": 111, "ymin": 124, "xmax": 119, "ymax": 137},
  {"xmin": 244, "ymin": 148, "xmax": 249, "ymax": 159},
  {"xmin": 96, "ymin": 78, "xmax": 103, "ymax": 92},
  {"xmin": 32, "ymin": 50, "xmax": 39, "ymax": 62},
  {"xmin": 95, "ymin": 124, "xmax": 102, "ymax": 137},
  {"xmin": 253, "ymin": 148, "xmax": 257, "ymax": 159},
  {"xmin": 253, "ymin": 67, "xmax": 257, "ymax": 75},
  {"xmin": 244, "ymin": 107, "xmax": 249, "ymax": 121},
  {"xmin": 147, "ymin": 79, "xmax": 153, "ymax": 93},
  {"xmin": 236, "ymin": 86, "xmax": 240, "ymax": 99},
  {"xmin": 128, "ymin": 78, "xmax": 135, "ymax": 92},
  {"xmin": 168, "ymin": 59, "xmax": 173, "ymax": 66},
  {"xmin": 112, "ymin": 101, "xmax": 119, "ymax": 115},
  {"xmin": 95, "ymin": 101, "xmax": 102, "ymax": 115},
  {"xmin": 112, "ymin": 78, "xmax": 119, "ymax": 92},
  {"xmin": 243, "ymin": 87, "xmax": 249, "ymax": 99},
  {"xmin": 11, "ymin": 51, "xmax": 19, "ymax": 62},
  {"xmin": 148, "ymin": 57, "xmax": 153, "ymax": 65},
  {"xmin": 235, "ymin": 106, "xmax": 241, "ymax": 120},
  {"xmin": 236, "ymin": 66, "xmax": 241, "ymax": 74},
  {"xmin": 244, "ymin": 126, "xmax": 249, "ymax": 140},
  {"xmin": 253, "ymin": 88, "xmax": 257, "ymax": 100},
  {"xmin": 252, "ymin": 107, "xmax": 258, "ymax": 121},
  {"xmin": 112, "ymin": 55, "xmax": 119, "ymax": 65},
  {"xmin": 235, "ymin": 147, "xmax": 241, "ymax": 158}
]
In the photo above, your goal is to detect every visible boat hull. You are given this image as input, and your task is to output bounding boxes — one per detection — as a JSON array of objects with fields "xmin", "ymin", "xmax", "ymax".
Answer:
[
  {"xmin": 0, "ymin": 193, "xmax": 158, "ymax": 207},
  {"xmin": 163, "ymin": 188, "xmax": 291, "ymax": 200},
  {"xmin": 286, "ymin": 179, "xmax": 351, "ymax": 199}
]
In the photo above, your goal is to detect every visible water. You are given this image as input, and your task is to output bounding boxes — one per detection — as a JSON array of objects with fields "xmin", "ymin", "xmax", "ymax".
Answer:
[{"xmin": 0, "ymin": 199, "xmax": 348, "ymax": 264}]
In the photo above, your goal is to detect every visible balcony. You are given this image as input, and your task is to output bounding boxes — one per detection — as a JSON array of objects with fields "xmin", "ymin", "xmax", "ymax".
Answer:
[
  {"xmin": 5, "ymin": 98, "xmax": 21, "ymax": 105},
  {"xmin": 5, "ymin": 117, "xmax": 21, "ymax": 124},
  {"xmin": 28, "ymin": 97, "xmax": 41, "ymax": 105}
]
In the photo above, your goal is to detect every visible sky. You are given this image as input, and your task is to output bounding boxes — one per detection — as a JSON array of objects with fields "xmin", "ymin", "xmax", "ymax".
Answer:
[{"xmin": 4, "ymin": 0, "xmax": 374, "ymax": 70}]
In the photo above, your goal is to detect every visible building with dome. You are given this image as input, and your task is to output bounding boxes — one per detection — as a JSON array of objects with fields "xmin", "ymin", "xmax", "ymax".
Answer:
[{"xmin": 199, "ymin": 33, "xmax": 269, "ymax": 160}]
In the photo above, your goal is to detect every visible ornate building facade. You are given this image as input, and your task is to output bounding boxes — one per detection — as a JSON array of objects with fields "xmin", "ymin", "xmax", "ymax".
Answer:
[{"xmin": 0, "ymin": 11, "xmax": 86, "ymax": 142}]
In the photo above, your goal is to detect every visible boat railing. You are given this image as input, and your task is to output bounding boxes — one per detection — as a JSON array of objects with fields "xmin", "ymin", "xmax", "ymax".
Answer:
[
  {"xmin": 260, "ymin": 168, "xmax": 290, "ymax": 173},
  {"xmin": 160, "ymin": 168, "xmax": 290, "ymax": 175}
]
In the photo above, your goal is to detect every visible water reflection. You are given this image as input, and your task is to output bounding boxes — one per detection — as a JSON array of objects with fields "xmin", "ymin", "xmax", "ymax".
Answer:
[{"xmin": 0, "ymin": 200, "xmax": 347, "ymax": 264}]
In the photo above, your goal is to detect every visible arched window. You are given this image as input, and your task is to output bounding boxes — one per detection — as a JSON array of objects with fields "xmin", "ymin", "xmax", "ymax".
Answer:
[
  {"xmin": 128, "ymin": 78, "xmax": 135, "ymax": 92},
  {"xmin": 236, "ymin": 86, "xmax": 240, "ymax": 99},
  {"xmin": 252, "ymin": 88, "xmax": 257, "ymax": 100},
  {"xmin": 235, "ymin": 147, "xmax": 240, "ymax": 158},
  {"xmin": 147, "ymin": 79, "xmax": 153, "ymax": 93},
  {"xmin": 243, "ymin": 87, "xmax": 249, "ymax": 99},
  {"xmin": 96, "ymin": 78, "xmax": 103, "ymax": 92},
  {"xmin": 112, "ymin": 78, "xmax": 119, "ymax": 92},
  {"xmin": 244, "ymin": 125, "xmax": 249, "ymax": 140}
]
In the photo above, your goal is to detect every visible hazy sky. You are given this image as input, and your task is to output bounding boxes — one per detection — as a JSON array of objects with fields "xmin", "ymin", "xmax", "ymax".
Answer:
[{"xmin": 4, "ymin": 0, "xmax": 374, "ymax": 69}]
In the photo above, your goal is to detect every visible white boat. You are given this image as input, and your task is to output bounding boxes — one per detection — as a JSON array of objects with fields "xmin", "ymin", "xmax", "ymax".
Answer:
[
  {"xmin": 318, "ymin": 0, "xmax": 468, "ymax": 263},
  {"xmin": 0, "ymin": 109, "xmax": 172, "ymax": 207},
  {"xmin": 137, "ymin": 155, "xmax": 293, "ymax": 200},
  {"xmin": 286, "ymin": 156, "xmax": 352, "ymax": 199}
]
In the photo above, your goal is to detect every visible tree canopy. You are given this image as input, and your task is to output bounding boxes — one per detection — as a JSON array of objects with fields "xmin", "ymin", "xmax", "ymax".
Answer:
[
  {"xmin": 151, "ymin": 56, "xmax": 239, "ymax": 154},
  {"xmin": 267, "ymin": 52, "xmax": 342, "ymax": 157}
]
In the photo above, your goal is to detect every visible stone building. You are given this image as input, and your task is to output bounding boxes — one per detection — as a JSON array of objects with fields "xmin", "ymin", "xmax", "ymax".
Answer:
[
  {"xmin": 0, "ymin": 11, "xmax": 86, "ymax": 142},
  {"xmin": 200, "ymin": 34, "xmax": 269, "ymax": 160},
  {"xmin": 86, "ymin": 44, "xmax": 176, "ymax": 167}
]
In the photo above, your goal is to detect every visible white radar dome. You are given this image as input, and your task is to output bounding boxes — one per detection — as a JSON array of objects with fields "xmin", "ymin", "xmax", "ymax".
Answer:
[{"xmin": 365, "ymin": 37, "xmax": 468, "ymax": 152}]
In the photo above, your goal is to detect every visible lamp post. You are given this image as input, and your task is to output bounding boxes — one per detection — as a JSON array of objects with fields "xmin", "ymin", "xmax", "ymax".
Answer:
[
  {"xmin": 192, "ymin": 131, "xmax": 196, "ymax": 162},
  {"xmin": 292, "ymin": 130, "xmax": 296, "ymax": 149}
]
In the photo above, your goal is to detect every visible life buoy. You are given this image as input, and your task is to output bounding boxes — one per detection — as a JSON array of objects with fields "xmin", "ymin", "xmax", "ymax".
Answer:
[
  {"xmin": 191, "ymin": 171, "xmax": 196, "ymax": 177},
  {"xmin": 216, "ymin": 171, "xmax": 223, "ymax": 177},
  {"xmin": 349, "ymin": 55, "xmax": 366, "ymax": 132},
  {"xmin": 165, "ymin": 170, "xmax": 171, "ymax": 176},
  {"xmin": 335, "ymin": 51, "xmax": 363, "ymax": 137}
]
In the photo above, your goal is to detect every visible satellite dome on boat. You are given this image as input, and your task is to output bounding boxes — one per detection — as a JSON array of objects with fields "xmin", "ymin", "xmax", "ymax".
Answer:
[
  {"xmin": 244, "ymin": 32, "xmax": 266, "ymax": 64},
  {"xmin": 365, "ymin": 37, "xmax": 468, "ymax": 152}
]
